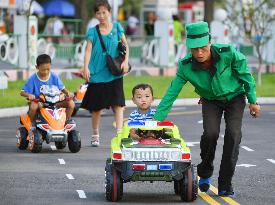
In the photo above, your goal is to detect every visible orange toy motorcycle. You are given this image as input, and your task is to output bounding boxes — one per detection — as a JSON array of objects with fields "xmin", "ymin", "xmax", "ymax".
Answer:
[
  {"xmin": 72, "ymin": 82, "xmax": 88, "ymax": 116},
  {"xmin": 16, "ymin": 85, "xmax": 81, "ymax": 153},
  {"xmin": 71, "ymin": 71, "xmax": 88, "ymax": 116}
]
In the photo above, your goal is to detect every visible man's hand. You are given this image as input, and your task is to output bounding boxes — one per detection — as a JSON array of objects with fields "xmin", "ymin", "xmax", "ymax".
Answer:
[{"xmin": 249, "ymin": 103, "xmax": 261, "ymax": 118}]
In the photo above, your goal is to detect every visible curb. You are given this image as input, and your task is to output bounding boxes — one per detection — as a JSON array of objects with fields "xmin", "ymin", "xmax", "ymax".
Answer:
[{"xmin": 0, "ymin": 97, "xmax": 274, "ymax": 118}]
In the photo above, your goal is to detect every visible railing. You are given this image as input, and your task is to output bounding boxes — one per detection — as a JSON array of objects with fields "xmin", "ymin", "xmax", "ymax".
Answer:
[
  {"xmin": 0, "ymin": 32, "xmax": 187, "ymax": 70},
  {"xmin": 36, "ymin": 34, "xmax": 164, "ymax": 68},
  {"xmin": 128, "ymin": 36, "xmax": 187, "ymax": 67},
  {"xmin": 0, "ymin": 34, "xmax": 20, "ymax": 66}
]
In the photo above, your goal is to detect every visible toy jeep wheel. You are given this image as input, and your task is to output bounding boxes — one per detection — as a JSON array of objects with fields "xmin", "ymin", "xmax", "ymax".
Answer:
[
  {"xmin": 105, "ymin": 160, "xmax": 123, "ymax": 202},
  {"xmin": 55, "ymin": 141, "xmax": 67, "ymax": 149},
  {"xmin": 16, "ymin": 127, "xmax": 29, "ymax": 150},
  {"xmin": 68, "ymin": 130, "xmax": 81, "ymax": 153},
  {"xmin": 180, "ymin": 164, "xmax": 198, "ymax": 202},
  {"xmin": 174, "ymin": 180, "xmax": 181, "ymax": 195},
  {"xmin": 28, "ymin": 129, "xmax": 42, "ymax": 153}
]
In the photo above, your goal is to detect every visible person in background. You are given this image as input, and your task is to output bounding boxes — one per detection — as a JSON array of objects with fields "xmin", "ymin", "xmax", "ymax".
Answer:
[
  {"xmin": 153, "ymin": 21, "xmax": 260, "ymax": 197},
  {"xmin": 81, "ymin": 0, "xmax": 130, "ymax": 147},
  {"xmin": 126, "ymin": 11, "xmax": 139, "ymax": 36},
  {"xmin": 3, "ymin": 10, "xmax": 13, "ymax": 33},
  {"xmin": 144, "ymin": 11, "xmax": 156, "ymax": 36},
  {"xmin": 53, "ymin": 16, "xmax": 64, "ymax": 43},
  {"xmin": 0, "ymin": 19, "xmax": 6, "ymax": 34},
  {"xmin": 172, "ymin": 14, "xmax": 184, "ymax": 54},
  {"xmin": 86, "ymin": 17, "xmax": 99, "ymax": 32}
]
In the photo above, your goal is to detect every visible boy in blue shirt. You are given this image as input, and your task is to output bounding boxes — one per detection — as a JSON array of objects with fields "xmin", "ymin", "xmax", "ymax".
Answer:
[
  {"xmin": 20, "ymin": 54, "xmax": 75, "ymax": 129},
  {"xmin": 128, "ymin": 84, "xmax": 155, "ymax": 139}
]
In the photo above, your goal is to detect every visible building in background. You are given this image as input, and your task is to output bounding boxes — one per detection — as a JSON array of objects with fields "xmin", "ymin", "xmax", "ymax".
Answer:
[{"xmin": 178, "ymin": 1, "xmax": 204, "ymax": 24}]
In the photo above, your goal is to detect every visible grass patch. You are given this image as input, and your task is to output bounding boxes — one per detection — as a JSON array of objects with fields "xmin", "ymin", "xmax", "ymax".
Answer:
[
  {"xmin": 253, "ymin": 74, "xmax": 275, "ymax": 97},
  {"xmin": 0, "ymin": 74, "xmax": 274, "ymax": 108},
  {"xmin": 123, "ymin": 76, "xmax": 198, "ymax": 99}
]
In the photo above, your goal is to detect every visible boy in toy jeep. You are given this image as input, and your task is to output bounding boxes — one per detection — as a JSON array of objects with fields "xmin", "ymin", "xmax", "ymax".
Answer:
[
  {"xmin": 153, "ymin": 21, "xmax": 261, "ymax": 197},
  {"xmin": 128, "ymin": 84, "xmax": 156, "ymax": 140},
  {"xmin": 20, "ymin": 54, "xmax": 75, "ymax": 130}
]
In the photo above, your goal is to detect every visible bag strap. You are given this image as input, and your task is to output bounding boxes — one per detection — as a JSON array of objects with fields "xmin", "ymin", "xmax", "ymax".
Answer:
[
  {"xmin": 96, "ymin": 23, "xmax": 123, "ymax": 53},
  {"xmin": 96, "ymin": 25, "xmax": 107, "ymax": 53},
  {"xmin": 116, "ymin": 23, "xmax": 120, "ymax": 42}
]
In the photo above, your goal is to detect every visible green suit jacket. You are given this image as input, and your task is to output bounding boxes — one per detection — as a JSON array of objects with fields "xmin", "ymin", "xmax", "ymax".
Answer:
[{"xmin": 154, "ymin": 44, "xmax": 257, "ymax": 121}]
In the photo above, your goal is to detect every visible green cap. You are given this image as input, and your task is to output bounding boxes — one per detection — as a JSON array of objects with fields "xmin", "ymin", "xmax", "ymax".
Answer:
[{"xmin": 185, "ymin": 21, "xmax": 210, "ymax": 49}]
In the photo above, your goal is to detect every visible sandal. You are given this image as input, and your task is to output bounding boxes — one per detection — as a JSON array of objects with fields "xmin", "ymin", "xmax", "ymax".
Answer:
[{"xmin": 91, "ymin": 134, "xmax": 100, "ymax": 147}]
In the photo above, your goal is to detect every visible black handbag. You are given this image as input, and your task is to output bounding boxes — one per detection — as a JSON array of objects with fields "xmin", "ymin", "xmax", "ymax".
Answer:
[{"xmin": 96, "ymin": 25, "xmax": 131, "ymax": 76}]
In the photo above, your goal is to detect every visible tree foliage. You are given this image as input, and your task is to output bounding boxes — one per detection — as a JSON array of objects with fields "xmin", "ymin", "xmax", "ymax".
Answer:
[{"xmin": 222, "ymin": 0, "xmax": 275, "ymax": 85}]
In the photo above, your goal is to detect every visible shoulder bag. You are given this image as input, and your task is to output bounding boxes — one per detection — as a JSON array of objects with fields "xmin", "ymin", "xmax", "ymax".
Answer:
[{"xmin": 96, "ymin": 25, "xmax": 131, "ymax": 76}]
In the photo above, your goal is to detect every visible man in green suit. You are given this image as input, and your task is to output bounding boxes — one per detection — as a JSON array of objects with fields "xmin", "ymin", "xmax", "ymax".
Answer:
[{"xmin": 154, "ymin": 21, "xmax": 260, "ymax": 197}]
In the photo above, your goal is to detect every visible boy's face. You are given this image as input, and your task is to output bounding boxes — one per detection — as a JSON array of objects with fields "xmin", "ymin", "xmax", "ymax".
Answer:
[
  {"xmin": 132, "ymin": 88, "xmax": 154, "ymax": 113},
  {"xmin": 37, "ymin": 63, "xmax": 51, "ymax": 78}
]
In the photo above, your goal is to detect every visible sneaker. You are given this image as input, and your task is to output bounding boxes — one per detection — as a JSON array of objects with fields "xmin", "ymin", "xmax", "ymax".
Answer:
[
  {"xmin": 218, "ymin": 190, "xmax": 236, "ymax": 198},
  {"xmin": 199, "ymin": 177, "xmax": 211, "ymax": 192},
  {"xmin": 91, "ymin": 135, "xmax": 100, "ymax": 147}
]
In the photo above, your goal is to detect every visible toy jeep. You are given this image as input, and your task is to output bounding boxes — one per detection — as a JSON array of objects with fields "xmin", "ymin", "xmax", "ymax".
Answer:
[{"xmin": 105, "ymin": 120, "xmax": 198, "ymax": 202}]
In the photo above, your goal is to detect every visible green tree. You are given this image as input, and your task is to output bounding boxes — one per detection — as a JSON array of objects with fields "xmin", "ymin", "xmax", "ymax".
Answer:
[
  {"xmin": 223, "ymin": 0, "xmax": 275, "ymax": 85},
  {"xmin": 204, "ymin": 0, "xmax": 214, "ymax": 24},
  {"xmin": 72, "ymin": 0, "xmax": 94, "ymax": 34}
]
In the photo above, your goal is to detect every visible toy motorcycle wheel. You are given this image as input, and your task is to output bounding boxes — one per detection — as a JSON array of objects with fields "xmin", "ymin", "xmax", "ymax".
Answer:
[
  {"xmin": 28, "ymin": 129, "xmax": 42, "ymax": 153},
  {"xmin": 71, "ymin": 107, "xmax": 79, "ymax": 117},
  {"xmin": 68, "ymin": 130, "xmax": 81, "ymax": 153},
  {"xmin": 105, "ymin": 159, "xmax": 123, "ymax": 202},
  {"xmin": 180, "ymin": 164, "xmax": 198, "ymax": 202},
  {"xmin": 174, "ymin": 180, "xmax": 182, "ymax": 195},
  {"xmin": 55, "ymin": 141, "xmax": 67, "ymax": 149},
  {"xmin": 16, "ymin": 127, "xmax": 29, "ymax": 150}
]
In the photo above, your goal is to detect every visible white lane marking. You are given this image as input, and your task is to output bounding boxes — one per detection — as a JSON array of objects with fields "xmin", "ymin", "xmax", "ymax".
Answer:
[
  {"xmin": 267, "ymin": 159, "xmax": 275, "ymax": 164},
  {"xmin": 241, "ymin": 146, "xmax": 254, "ymax": 152},
  {"xmin": 236, "ymin": 164, "xmax": 256, "ymax": 168},
  {"xmin": 220, "ymin": 134, "xmax": 224, "ymax": 138},
  {"xmin": 58, "ymin": 159, "xmax": 66, "ymax": 165},
  {"xmin": 50, "ymin": 145, "xmax": 57, "ymax": 150},
  {"xmin": 186, "ymin": 142, "xmax": 200, "ymax": 147},
  {"xmin": 198, "ymin": 120, "xmax": 203, "ymax": 124},
  {"xmin": 76, "ymin": 190, "xmax": 87, "ymax": 199},
  {"xmin": 171, "ymin": 107, "xmax": 186, "ymax": 111},
  {"xmin": 0, "ymin": 129, "xmax": 12, "ymax": 132},
  {"xmin": 66, "ymin": 174, "xmax": 75, "ymax": 179}
]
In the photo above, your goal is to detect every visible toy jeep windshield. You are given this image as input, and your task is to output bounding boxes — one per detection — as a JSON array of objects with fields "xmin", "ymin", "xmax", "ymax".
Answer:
[{"xmin": 105, "ymin": 120, "xmax": 198, "ymax": 202}]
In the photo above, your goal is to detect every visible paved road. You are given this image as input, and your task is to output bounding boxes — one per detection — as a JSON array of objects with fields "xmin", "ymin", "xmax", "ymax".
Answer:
[{"xmin": 0, "ymin": 105, "xmax": 274, "ymax": 205}]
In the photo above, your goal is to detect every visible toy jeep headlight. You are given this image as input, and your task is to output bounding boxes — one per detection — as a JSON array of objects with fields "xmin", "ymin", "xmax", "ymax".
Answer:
[
  {"xmin": 121, "ymin": 148, "xmax": 187, "ymax": 161},
  {"xmin": 123, "ymin": 150, "xmax": 133, "ymax": 160},
  {"xmin": 171, "ymin": 151, "xmax": 181, "ymax": 160}
]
